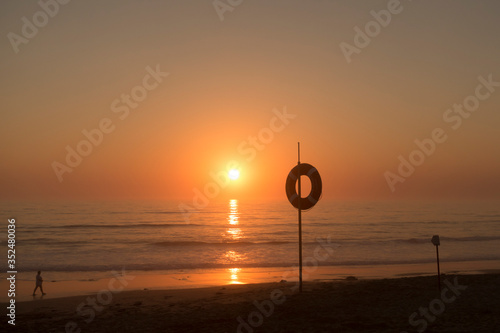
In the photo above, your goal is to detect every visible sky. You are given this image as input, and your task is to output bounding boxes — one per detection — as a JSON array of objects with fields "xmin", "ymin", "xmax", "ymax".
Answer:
[{"xmin": 1, "ymin": 0, "xmax": 499, "ymax": 202}]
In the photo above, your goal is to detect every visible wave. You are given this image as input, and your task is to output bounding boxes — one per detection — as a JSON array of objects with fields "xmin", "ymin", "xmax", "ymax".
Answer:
[
  {"xmin": 9, "ymin": 238, "xmax": 335, "ymax": 247},
  {"xmin": 441, "ymin": 236, "xmax": 500, "ymax": 242},
  {"xmin": 28, "ymin": 223, "xmax": 199, "ymax": 230},
  {"xmin": 102, "ymin": 211, "xmax": 181, "ymax": 214},
  {"xmin": 143, "ymin": 211, "xmax": 184, "ymax": 214},
  {"xmin": 10, "ymin": 257, "xmax": 500, "ymax": 273},
  {"xmin": 10, "ymin": 235, "xmax": 499, "ymax": 247},
  {"xmin": 474, "ymin": 214, "xmax": 500, "ymax": 218},
  {"xmin": 393, "ymin": 236, "xmax": 500, "ymax": 244},
  {"xmin": 51, "ymin": 210, "xmax": 185, "ymax": 215},
  {"xmin": 153, "ymin": 241, "xmax": 292, "ymax": 247},
  {"xmin": 16, "ymin": 238, "xmax": 89, "ymax": 245}
]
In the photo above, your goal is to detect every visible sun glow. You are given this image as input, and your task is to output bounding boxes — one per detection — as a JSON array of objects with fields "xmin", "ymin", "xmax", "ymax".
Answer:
[{"xmin": 228, "ymin": 169, "xmax": 240, "ymax": 180}]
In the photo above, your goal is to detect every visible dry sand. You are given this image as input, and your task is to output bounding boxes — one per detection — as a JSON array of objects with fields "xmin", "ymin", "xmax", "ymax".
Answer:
[{"xmin": 2, "ymin": 273, "xmax": 499, "ymax": 333}]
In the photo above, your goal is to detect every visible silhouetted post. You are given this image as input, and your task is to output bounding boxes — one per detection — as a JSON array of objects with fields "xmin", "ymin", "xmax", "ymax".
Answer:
[
  {"xmin": 431, "ymin": 235, "xmax": 441, "ymax": 292},
  {"xmin": 286, "ymin": 143, "xmax": 321, "ymax": 293},
  {"xmin": 298, "ymin": 142, "xmax": 302, "ymax": 293}
]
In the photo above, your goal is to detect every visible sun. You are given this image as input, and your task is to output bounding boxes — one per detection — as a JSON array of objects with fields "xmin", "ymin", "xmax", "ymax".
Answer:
[{"xmin": 228, "ymin": 169, "xmax": 240, "ymax": 180}]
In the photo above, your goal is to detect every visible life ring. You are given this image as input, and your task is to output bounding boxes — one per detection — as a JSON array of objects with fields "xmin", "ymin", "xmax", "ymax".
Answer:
[{"xmin": 285, "ymin": 163, "xmax": 322, "ymax": 210}]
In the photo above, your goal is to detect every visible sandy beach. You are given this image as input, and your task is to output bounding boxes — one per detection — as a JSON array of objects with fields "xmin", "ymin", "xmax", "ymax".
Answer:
[{"xmin": 3, "ymin": 273, "xmax": 499, "ymax": 333}]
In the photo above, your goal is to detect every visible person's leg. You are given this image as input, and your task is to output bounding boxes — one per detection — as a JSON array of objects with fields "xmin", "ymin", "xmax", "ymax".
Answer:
[
  {"xmin": 41, "ymin": 285, "xmax": 45, "ymax": 294},
  {"xmin": 33, "ymin": 286, "xmax": 38, "ymax": 295}
]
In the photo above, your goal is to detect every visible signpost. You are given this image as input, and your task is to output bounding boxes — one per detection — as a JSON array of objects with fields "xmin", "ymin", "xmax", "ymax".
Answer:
[
  {"xmin": 431, "ymin": 235, "xmax": 441, "ymax": 292},
  {"xmin": 297, "ymin": 143, "xmax": 303, "ymax": 292}
]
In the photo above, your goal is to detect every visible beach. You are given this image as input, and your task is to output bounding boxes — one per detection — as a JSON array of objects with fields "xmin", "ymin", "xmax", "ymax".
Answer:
[{"xmin": 3, "ymin": 273, "xmax": 499, "ymax": 333}]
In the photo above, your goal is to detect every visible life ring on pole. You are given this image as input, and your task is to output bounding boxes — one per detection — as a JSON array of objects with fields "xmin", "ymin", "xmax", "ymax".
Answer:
[{"xmin": 285, "ymin": 163, "xmax": 322, "ymax": 210}]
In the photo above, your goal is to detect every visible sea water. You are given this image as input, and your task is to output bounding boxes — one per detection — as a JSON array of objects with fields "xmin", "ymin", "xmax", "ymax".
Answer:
[{"xmin": 1, "ymin": 199, "xmax": 499, "ymax": 283}]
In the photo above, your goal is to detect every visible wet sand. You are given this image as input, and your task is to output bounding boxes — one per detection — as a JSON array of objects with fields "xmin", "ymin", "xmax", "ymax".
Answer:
[
  {"xmin": 5, "ymin": 260, "xmax": 499, "ymax": 303},
  {"xmin": 2, "ymin": 273, "xmax": 499, "ymax": 332}
]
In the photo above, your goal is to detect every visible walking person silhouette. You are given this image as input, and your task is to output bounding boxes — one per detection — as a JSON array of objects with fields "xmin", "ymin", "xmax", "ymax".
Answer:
[{"xmin": 33, "ymin": 271, "xmax": 46, "ymax": 296}]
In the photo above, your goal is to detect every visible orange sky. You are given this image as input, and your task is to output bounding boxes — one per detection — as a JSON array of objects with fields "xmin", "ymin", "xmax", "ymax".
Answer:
[{"xmin": 1, "ymin": 1, "xmax": 499, "ymax": 201}]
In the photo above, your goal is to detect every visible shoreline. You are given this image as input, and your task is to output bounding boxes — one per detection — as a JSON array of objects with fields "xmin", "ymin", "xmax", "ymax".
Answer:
[
  {"xmin": 2, "ymin": 260, "xmax": 499, "ymax": 303},
  {"xmin": 3, "ymin": 273, "xmax": 499, "ymax": 332}
]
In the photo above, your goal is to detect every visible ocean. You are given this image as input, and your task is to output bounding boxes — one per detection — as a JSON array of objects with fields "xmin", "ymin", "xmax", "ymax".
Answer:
[{"xmin": 1, "ymin": 199, "xmax": 499, "ymax": 284}]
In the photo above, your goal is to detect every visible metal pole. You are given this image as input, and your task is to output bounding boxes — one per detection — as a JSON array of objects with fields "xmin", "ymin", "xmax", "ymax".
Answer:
[
  {"xmin": 436, "ymin": 245, "xmax": 441, "ymax": 292},
  {"xmin": 298, "ymin": 142, "xmax": 302, "ymax": 293}
]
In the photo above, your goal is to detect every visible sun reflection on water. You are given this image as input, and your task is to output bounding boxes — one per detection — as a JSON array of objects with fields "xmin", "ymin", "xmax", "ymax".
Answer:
[
  {"xmin": 227, "ymin": 199, "xmax": 239, "ymax": 225},
  {"xmin": 223, "ymin": 200, "xmax": 244, "ymax": 284},
  {"xmin": 223, "ymin": 250, "xmax": 244, "ymax": 262},
  {"xmin": 228, "ymin": 267, "xmax": 243, "ymax": 284},
  {"xmin": 224, "ymin": 199, "xmax": 242, "ymax": 241}
]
